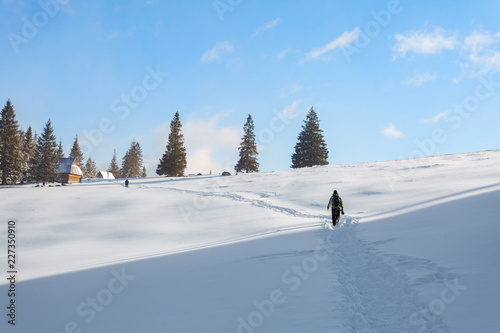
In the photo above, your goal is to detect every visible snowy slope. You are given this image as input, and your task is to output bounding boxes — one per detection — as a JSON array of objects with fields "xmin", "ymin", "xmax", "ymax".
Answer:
[{"xmin": 1, "ymin": 150, "xmax": 499, "ymax": 332}]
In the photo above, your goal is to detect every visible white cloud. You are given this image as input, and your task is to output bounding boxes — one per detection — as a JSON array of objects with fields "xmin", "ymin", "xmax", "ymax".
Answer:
[
  {"xmin": 153, "ymin": 112, "xmax": 240, "ymax": 174},
  {"xmin": 380, "ymin": 123, "xmax": 403, "ymax": 138},
  {"xmin": 143, "ymin": 154, "xmax": 159, "ymax": 178},
  {"xmin": 185, "ymin": 147, "xmax": 223, "ymax": 175},
  {"xmin": 251, "ymin": 18, "xmax": 281, "ymax": 38},
  {"xmin": 201, "ymin": 41, "xmax": 234, "ymax": 63},
  {"xmin": 304, "ymin": 27, "xmax": 360, "ymax": 61},
  {"xmin": 182, "ymin": 113, "xmax": 240, "ymax": 174},
  {"xmin": 183, "ymin": 113, "xmax": 241, "ymax": 173},
  {"xmin": 104, "ymin": 31, "xmax": 119, "ymax": 41},
  {"xmin": 463, "ymin": 30, "xmax": 500, "ymax": 74},
  {"xmin": 463, "ymin": 30, "xmax": 496, "ymax": 54},
  {"xmin": 394, "ymin": 27, "xmax": 500, "ymax": 77},
  {"xmin": 420, "ymin": 111, "xmax": 448, "ymax": 124},
  {"xmin": 393, "ymin": 27, "xmax": 457, "ymax": 59},
  {"xmin": 281, "ymin": 83, "xmax": 304, "ymax": 97},
  {"xmin": 468, "ymin": 52, "xmax": 500, "ymax": 74},
  {"xmin": 276, "ymin": 47, "xmax": 292, "ymax": 60},
  {"xmin": 407, "ymin": 72, "xmax": 437, "ymax": 86},
  {"xmin": 279, "ymin": 100, "xmax": 300, "ymax": 120}
]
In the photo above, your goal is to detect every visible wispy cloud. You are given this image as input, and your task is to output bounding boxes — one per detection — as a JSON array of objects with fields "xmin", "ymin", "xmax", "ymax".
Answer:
[
  {"xmin": 407, "ymin": 72, "xmax": 437, "ymax": 86},
  {"xmin": 304, "ymin": 27, "xmax": 360, "ymax": 61},
  {"xmin": 281, "ymin": 83, "xmax": 304, "ymax": 97},
  {"xmin": 468, "ymin": 52, "xmax": 500, "ymax": 74},
  {"xmin": 275, "ymin": 47, "xmax": 301, "ymax": 61},
  {"xmin": 393, "ymin": 27, "xmax": 457, "ymax": 60},
  {"xmin": 251, "ymin": 18, "xmax": 281, "ymax": 38},
  {"xmin": 279, "ymin": 100, "xmax": 300, "ymax": 120},
  {"xmin": 394, "ymin": 27, "xmax": 500, "ymax": 79},
  {"xmin": 463, "ymin": 30, "xmax": 500, "ymax": 74},
  {"xmin": 280, "ymin": 82, "xmax": 331, "ymax": 97},
  {"xmin": 380, "ymin": 123, "xmax": 403, "ymax": 138},
  {"xmin": 201, "ymin": 41, "xmax": 234, "ymax": 63},
  {"xmin": 276, "ymin": 47, "xmax": 292, "ymax": 60},
  {"xmin": 420, "ymin": 111, "xmax": 448, "ymax": 124},
  {"xmin": 463, "ymin": 30, "xmax": 497, "ymax": 54},
  {"xmin": 104, "ymin": 31, "xmax": 119, "ymax": 41}
]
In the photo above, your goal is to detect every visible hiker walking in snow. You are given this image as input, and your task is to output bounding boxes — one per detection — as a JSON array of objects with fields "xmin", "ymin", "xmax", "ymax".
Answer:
[{"xmin": 327, "ymin": 190, "xmax": 344, "ymax": 227}]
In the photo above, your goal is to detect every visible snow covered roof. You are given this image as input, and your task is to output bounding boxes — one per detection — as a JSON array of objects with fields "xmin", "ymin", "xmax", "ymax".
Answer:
[
  {"xmin": 97, "ymin": 171, "xmax": 115, "ymax": 179},
  {"xmin": 57, "ymin": 158, "xmax": 83, "ymax": 176}
]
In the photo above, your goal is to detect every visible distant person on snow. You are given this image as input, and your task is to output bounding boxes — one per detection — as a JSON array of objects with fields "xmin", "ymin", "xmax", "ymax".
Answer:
[
  {"xmin": 327, "ymin": 190, "xmax": 344, "ymax": 227},
  {"xmin": 125, "ymin": 179, "xmax": 129, "ymax": 188}
]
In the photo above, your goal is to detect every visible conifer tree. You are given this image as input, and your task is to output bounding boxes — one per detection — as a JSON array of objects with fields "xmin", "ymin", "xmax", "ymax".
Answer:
[
  {"xmin": 22, "ymin": 126, "xmax": 37, "ymax": 181},
  {"xmin": 142, "ymin": 165, "xmax": 147, "ymax": 178},
  {"xmin": 0, "ymin": 100, "xmax": 24, "ymax": 185},
  {"xmin": 108, "ymin": 149, "xmax": 121, "ymax": 179},
  {"xmin": 157, "ymin": 112, "xmax": 187, "ymax": 177},
  {"xmin": 235, "ymin": 114, "xmax": 259, "ymax": 173},
  {"xmin": 291, "ymin": 107, "xmax": 329, "ymax": 168},
  {"xmin": 69, "ymin": 136, "xmax": 86, "ymax": 175},
  {"xmin": 29, "ymin": 119, "xmax": 60, "ymax": 185},
  {"xmin": 85, "ymin": 156, "xmax": 97, "ymax": 178},
  {"xmin": 57, "ymin": 139, "xmax": 65, "ymax": 158},
  {"xmin": 18, "ymin": 129, "xmax": 28, "ymax": 181},
  {"xmin": 121, "ymin": 140, "xmax": 144, "ymax": 178}
]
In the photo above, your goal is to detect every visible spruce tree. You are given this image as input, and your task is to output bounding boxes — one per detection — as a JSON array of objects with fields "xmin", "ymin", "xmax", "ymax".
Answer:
[
  {"xmin": 18, "ymin": 129, "xmax": 27, "ymax": 181},
  {"xmin": 85, "ymin": 156, "xmax": 97, "ymax": 178},
  {"xmin": 235, "ymin": 114, "xmax": 259, "ymax": 173},
  {"xmin": 57, "ymin": 139, "xmax": 65, "ymax": 158},
  {"xmin": 22, "ymin": 126, "xmax": 37, "ymax": 181},
  {"xmin": 121, "ymin": 140, "xmax": 144, "ymax": 178},
  {"xmin": 157, "ymin": 112, "xmax": 187, "ymax": 177},
  {"xmin": 0, "ymin": 100, "xmax": 24, "ymax": 185},
  {"xmin": 142, "ymin": 165, "xmax": 147, "ymax": 178},
  {"xmin": 29, "ymin": 119, "xmax": 60, "ymax": 185},
  {"xmin": 69, "ymin": 136, "xmax": 86, "ymax": 175},
  {"xmin": 23, "ymin": 126, "xmax": 36, "ymax": 180},
  {"xmin": 291, "ymin": 107, "xmax": 329, "ymax": 168},
  {"xmin": 108, "ymin": 149, "xmax": 121, "ymax": 179}
]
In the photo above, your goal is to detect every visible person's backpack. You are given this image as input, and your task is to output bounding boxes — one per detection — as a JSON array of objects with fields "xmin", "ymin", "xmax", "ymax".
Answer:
[{"xmin": 333, "ymin": 195, "xmax": 340, "ymax": 208}]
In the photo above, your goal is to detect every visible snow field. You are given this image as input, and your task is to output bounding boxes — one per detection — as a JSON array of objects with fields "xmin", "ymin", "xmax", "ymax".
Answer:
[{"xmin": 0, "ymin": 150, "xmax": 499, "ymax": 332}]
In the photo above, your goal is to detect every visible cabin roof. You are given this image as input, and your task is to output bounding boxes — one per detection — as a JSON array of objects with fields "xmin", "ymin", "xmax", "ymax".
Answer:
[
  {"xmin": 97, "ymin": 171, "xmax": 115, "ymax": 179},
  {"xmin": 57, "ymin": 158, "xmax": 83, "ymax": 176}
]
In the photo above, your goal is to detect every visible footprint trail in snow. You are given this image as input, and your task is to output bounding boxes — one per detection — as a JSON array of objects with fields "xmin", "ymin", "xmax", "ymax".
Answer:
[{"xmin": 320, "ymin": 217, "xmax": 451, "ymax": 332}]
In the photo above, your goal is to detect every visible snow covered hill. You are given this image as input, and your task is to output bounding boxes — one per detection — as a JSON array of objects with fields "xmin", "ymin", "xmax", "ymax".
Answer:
[{"xmin": 1, "ymin": 150, "xmax": 499, "ymax": 332}]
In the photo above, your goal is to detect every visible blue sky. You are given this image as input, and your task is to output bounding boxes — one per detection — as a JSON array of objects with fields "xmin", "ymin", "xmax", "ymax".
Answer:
[{"xmin": 1, "ymin": 0, "xmax": 499, "ymax": 175}]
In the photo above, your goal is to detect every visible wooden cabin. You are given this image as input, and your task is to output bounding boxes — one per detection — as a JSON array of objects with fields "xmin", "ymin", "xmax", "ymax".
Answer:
[
  {"xmin": 97, "ymin": 171, "xmax": 115, "ymax": 179},
  {"xmin": 57, "ymin": 158, "xmax": 83, "ymax": 184}
]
